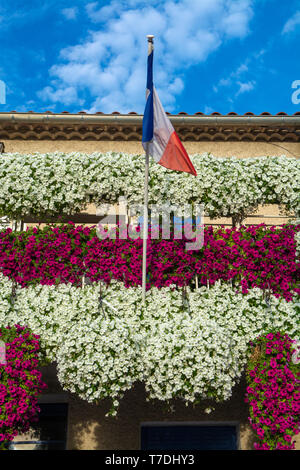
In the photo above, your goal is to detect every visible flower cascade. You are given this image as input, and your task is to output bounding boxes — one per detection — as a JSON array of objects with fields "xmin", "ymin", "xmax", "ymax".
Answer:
[
  {"xmin": 0, "ymin": 274, "xmax": 298, "ymax": 415},
  {"xmin": 245, "ymin": 332, "xmax": 300, "ymax": 450},
  {"xmin": 0, "ymin": 223, "xmax": 298, "ymax": 300},
  {"xmin": 0, "ymin": 152, "xmax": 298, "ymax": 219},
  {"xmin": 0, "ymin": 325, "xmax": 47, "ymax": 450}
]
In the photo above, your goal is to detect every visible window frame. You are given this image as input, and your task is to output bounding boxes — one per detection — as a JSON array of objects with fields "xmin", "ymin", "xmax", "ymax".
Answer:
[{"xmin": 140, "ymin": 421, "xmax": 241, "ymax": 451}]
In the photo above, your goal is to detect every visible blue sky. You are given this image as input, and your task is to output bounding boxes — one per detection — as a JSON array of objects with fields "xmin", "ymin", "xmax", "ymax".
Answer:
[{"xmin": 0, "ymin": 0, "xmax": 299, "ymax": 115}]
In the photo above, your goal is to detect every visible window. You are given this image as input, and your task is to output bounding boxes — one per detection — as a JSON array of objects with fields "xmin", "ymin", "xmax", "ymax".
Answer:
[
  {"xmin": 9, "ymin": 403, "xmax": 68, "ymax": 450},
  {"xmin": 141, "ymin": 423, "xmax": 238, "ymax": 450}
]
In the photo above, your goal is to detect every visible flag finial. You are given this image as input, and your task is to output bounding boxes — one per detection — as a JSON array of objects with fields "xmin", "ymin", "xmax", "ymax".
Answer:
[{"xmin": 146, "ymin": 35, "xmax": 154, "ymax": 42}]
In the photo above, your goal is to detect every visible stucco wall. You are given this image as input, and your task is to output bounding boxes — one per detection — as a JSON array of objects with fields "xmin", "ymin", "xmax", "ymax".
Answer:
[
  {"xmin": 66, "ymin": 381, "xmax": 252, "ymax": 450},
  {"xmin": 1, "ymin": 139, "xmax": 299, "ymax": 158}
]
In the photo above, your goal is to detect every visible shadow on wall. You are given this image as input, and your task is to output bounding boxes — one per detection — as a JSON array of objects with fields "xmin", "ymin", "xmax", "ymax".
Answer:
[{"xmin": 64, "ymin": 375, "xmax": 255, "ymax": 450}]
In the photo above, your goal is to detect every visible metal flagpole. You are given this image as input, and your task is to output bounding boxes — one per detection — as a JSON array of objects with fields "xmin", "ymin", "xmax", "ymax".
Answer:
[
  {"xmin": 142, "ymin": 35, "xmax": 154, "ymax": 305},
  {"xmin": 142, "ymin": 142, "xmax": 149, "ymax": 304}
]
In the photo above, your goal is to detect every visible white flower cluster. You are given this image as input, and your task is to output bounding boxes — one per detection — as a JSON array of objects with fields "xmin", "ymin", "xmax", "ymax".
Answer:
[
  {"xmin": 140, "ymin": 285, "xmax": 299, "ymax": 404},
  {"xmin": 0, "ymin": 152, "xmax": 298, "ymax": 219},
  {"xmin": 0, "ymin": 274, "xmax": 298, "ymax": 413}
]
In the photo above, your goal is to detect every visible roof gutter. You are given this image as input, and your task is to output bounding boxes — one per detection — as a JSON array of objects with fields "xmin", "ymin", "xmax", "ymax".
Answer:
[{"xmin": 0, "ymin": 113, "xmax": 299, "ymax": 128}]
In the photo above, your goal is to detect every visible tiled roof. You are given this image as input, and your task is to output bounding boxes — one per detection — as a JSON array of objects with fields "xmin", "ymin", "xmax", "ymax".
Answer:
[
  {"xmin": 3, "ymin": 110, "xmax": 300, "ymax": 116},
  {"xmin": 0, "ymin": 111, "xmax": 299, "ymax": 142}
]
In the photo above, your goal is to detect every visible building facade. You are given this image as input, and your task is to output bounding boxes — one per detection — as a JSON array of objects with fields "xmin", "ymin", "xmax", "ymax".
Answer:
[{"xmin": 1, "ymin": 111, "xmax": 299, "ymax": 450}]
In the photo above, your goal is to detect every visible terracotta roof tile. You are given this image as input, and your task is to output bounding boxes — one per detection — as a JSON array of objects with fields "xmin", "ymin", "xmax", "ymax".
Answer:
[
  {"xmin": 1, "ymin": 110, "xmax": 298, "ymax": 143},
  {"xmin": 2, "ymin": 110, "xmax": 300, "ymax": 117}
]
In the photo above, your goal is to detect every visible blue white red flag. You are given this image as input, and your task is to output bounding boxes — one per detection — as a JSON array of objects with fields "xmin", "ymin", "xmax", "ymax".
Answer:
[{"xmin": 142, "ymin": 42, "xmax": 197, "ymax": 176}]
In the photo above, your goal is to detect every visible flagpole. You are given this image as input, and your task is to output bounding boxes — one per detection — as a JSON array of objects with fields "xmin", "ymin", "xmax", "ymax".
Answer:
[
  {"xmin": 142, "ymin": 142, "xmax": 149, "ymax": 305},
  {"xmin": 142, "ymin": 35, "xmax": 154, "ymax": 305}
]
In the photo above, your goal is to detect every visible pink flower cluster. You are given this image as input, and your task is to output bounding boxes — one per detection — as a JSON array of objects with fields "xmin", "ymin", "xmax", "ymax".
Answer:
[
  {"xmin": 245, "ymin": 332, "xmax": 300, "ymax": 450},
  {"xmin": 0, "ymin": 223, "xmax": 298, "ymax": 300},
  {"xmin": 0, "ymin": 325, "xmax": 47, "ymax": 450},
  {"xmin": 199, "ymin": 224, "xmax": 299, "ymax": 301}
]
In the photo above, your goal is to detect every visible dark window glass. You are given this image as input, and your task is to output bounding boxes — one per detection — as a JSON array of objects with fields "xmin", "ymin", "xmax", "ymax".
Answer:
[{"xmin": 141, "ymin": 425, "xmax": 238, "ymax": 450}]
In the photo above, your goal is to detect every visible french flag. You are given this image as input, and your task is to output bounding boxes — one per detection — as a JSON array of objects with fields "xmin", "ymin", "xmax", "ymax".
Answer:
[{"xmin": 142, "ymin": 41, "xmax": 197, "ymax": 177}]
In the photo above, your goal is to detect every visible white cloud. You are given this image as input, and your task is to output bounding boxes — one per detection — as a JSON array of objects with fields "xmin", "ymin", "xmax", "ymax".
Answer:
[
  {"xmin": 39, "ymin": 0, "xmax": 253, "ymax": 113},
  {"xmin": 213, "ymin": 61, "xmax": 249, "ymax": 93},
  {"xmin": 212, "ymin": 44, "xmax": 266, "ymax": 98},
  {"xmin": 253, "ymin": 48, "xmax": 266, "ymax": 59},
  {"xmin": 220, "ymin": 0, "xmax": 253, "ymax": 37},
  {"xmin": 85, "ymin": 2, "xmax": 117, "ymax": 22},
  {"xmin": 235, "ymin": 63, "xmax": 248, "ymax": 75},
  {"xmin": 282, "ymin": 10, "xmax": 300, "ymax": 34},
  {"xmin": 61, "ymin": 7, "xmax": 78, "ymax": 20},
  {"xmin": 235, "ymin": 80, "xmax": 255, "ymax": 96},
  {"xmin": 37, "ymin": 85, "xmax": 84, "ymax": 107}
]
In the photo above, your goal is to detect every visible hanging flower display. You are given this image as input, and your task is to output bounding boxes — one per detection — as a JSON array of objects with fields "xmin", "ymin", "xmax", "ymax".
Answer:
[
  {"xmin": 0, "ymin": 325, "xmax": 47, "ymax": 450},
  {"xmin": 245, "ymin": 331, "xmax": 300, "ymax": 450},
  {"xmin": 0, "ymin": 152, "xmax": 298, "ymax": 220}
]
